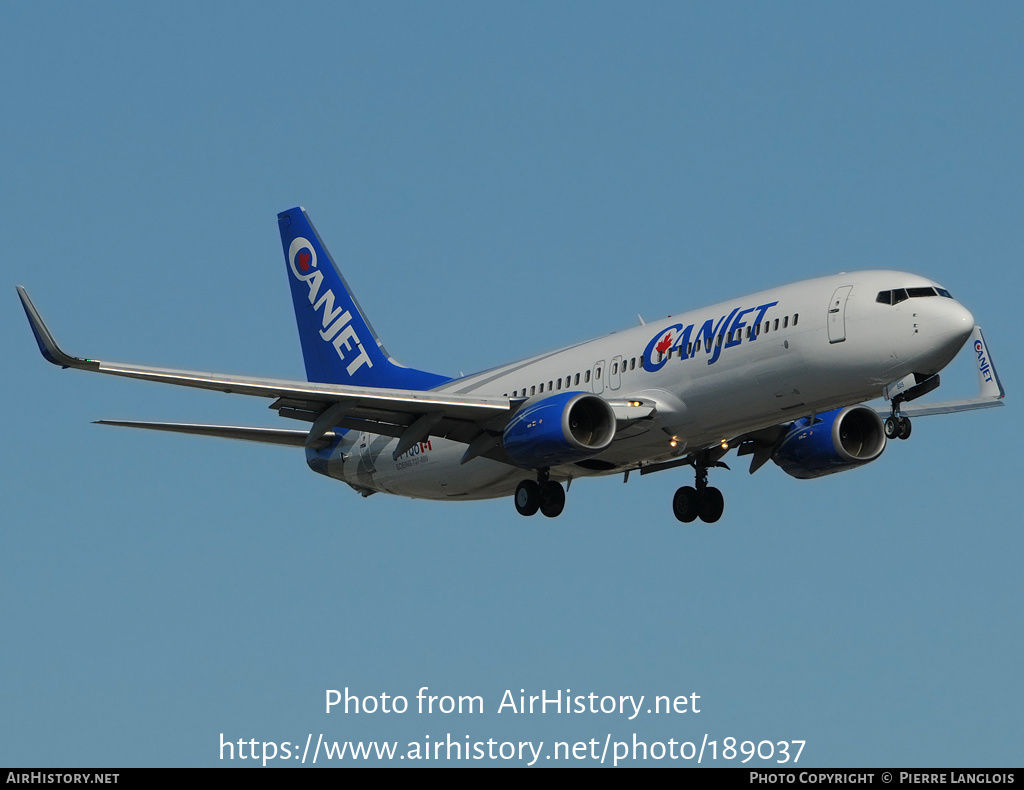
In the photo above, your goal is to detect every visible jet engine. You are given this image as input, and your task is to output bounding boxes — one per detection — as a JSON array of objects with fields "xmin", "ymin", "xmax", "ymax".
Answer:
[
  {"xmin": 772, "ymin": 405, "xmax": 886, "ymax": 479},
  {"xmin": 503, "ymin": 391, "xmax": 616, "ymax": 468}
]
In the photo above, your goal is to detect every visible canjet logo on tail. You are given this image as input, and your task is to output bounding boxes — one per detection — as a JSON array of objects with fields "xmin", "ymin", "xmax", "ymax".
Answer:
[{"xmin": 289, "ymin": 236, "xmax": 373, "ymax": 376}]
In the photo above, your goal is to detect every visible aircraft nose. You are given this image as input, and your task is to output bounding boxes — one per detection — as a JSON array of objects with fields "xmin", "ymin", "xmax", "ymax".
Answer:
[
  {"xmin": 943, "ymin": 301, "xmax": 975, "ymax": 344},
  {"xmin": 922, "ymin": 299, "xmax": 974, "ymax": 369}
]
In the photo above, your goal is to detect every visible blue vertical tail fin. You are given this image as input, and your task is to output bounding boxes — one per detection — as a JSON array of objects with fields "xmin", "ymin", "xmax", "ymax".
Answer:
[{"xmin": 278, "ymin": 207, "xmax": 449, "ymax": 390}]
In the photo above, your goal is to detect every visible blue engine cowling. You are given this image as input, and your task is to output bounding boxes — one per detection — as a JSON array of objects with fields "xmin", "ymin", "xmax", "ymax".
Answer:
[
  {"xmin": 503, "ymin": 391, "xmax": 616, "ymax": 468},
  {"xmin": 772, "ymin": 405, "xmax": 886, "ymax": 479}
]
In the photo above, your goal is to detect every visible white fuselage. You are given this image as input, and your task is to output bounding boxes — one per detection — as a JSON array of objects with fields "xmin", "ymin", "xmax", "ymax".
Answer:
[{"xmin": 310, "ymin": 271, "xmax": 974, "ymax": 499}]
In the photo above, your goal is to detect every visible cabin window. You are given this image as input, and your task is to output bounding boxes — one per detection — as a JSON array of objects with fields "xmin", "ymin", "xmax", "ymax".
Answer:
[
  {"xmin": 612, "ymin": 362, "xmax": 618, "ymax": 374},
  {"xmin": 575, "ymin": 373, "xmax": 580, "ymax": 385},
  {"xmin": 530, "ymin": 386, "xmax": 536, "ymax": 396},
  {"xmin": 783, "ymin": 316, "xmax": 789, "ymax": 328},
  {"xmin": 584, "ymin": 370, "xmax": 591, "ymax": 383},
  {"xmin": 596, "ymin": 367, "xmax": 602, "ymax": 379},
  {"xmin": 773, "ymin": 319, "xmax": 779, "ymax": 331},
  {"xmin": 793, "ymin": 313, "xmax": 799, "ymax": 325}
]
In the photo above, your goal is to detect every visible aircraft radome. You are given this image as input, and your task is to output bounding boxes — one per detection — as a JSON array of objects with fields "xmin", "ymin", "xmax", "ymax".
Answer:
[{"xmin": 18, "ymin": 207, "xmax": 1004, "ymax": 523}]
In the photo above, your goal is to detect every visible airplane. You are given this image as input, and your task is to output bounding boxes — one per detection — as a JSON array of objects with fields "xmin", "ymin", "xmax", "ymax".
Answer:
[{"xmin": 18, "ymin": 207, "xmax": 1005, "ymax": 523}]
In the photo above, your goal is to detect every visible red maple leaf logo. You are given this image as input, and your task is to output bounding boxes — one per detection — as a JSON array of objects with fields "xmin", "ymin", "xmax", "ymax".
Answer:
[
  {"xmin": 655, "ymin": 333, "xmax": 673, "ymax": 355},
  {"xmin": 298, "ymin": 250, "xmax": 312, "ymax": 271}
]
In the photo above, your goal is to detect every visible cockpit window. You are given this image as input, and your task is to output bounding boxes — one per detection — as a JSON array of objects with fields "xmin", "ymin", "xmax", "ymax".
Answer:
[
  {"xmin": 876, "ymin": 286, "xmax": 952, "ymax": 305},
  {"xmin": 875, "ymin": 288, "xmax": 908, "ymax": 304}
]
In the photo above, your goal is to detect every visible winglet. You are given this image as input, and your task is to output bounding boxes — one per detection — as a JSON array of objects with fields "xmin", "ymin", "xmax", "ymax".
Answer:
[{"xmin": 16, "ymin": 286, "xmax": 100, "ymax": 370}]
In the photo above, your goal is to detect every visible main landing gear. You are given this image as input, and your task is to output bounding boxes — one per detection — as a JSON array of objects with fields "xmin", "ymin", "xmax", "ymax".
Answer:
[
  {"xmin": 883, "ymin": 374, "xmax": 938, "ymax": 441},
  {"xmin": 673, "ymin": 452, "xmax": 728, "ymax": 524},
  {"xmin": 514, "ymin": 470, "xmax": 565, "ymax": 518},
  {"xmin": 884, "ymin": 391, "xmax": 917, "ymax": 444},
  {"xmin": 884, "ymin": 413, "xmax": 912, "ymax": 441}
]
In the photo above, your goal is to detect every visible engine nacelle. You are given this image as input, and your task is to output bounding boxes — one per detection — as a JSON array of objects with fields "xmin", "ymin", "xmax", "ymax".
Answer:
[
  {"xmin": 772, "ymin": 405, "xmax": 886, "ymax": 480},
  {"xmin": 503, "ymin": 391, "xmax": 616, "ymax": 468}
]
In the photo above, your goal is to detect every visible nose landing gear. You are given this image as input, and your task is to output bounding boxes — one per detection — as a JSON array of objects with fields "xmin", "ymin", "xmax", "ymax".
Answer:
[
  {"xmin": 514, "ymin": 470, "xmax": 565, "ymax": 518},
  {"xmin": 673, "ymin": 451, "xmax": 728, "ymax": 524}
]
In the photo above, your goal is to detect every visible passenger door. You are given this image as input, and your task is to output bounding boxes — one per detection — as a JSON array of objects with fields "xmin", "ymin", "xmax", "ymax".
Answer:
[{"xmin": 827, "ymin": 286, "xmax": 853, "ymax": 344}]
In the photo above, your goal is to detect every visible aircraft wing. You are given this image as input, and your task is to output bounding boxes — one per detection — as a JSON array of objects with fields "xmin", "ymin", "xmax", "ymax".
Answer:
[
  {"xmin": 18, "ymin": 286, "xmax": 513, "ymax": 455},
  {"xmin": 93, "ymin": 421, "xmax": 338, "ymax": 448},
  {"xmin": 895, "ymin": 399, "xmax": 1003, "ymax": 417}
]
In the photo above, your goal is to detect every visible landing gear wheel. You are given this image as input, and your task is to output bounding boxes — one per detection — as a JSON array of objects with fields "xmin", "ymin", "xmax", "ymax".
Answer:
[
  {"xmin": 514, "ymin": 480, "xmax": 540, "ymax": 516},
  {"xmin": 884, "ymin": 416, "xmax": 899, "ymax": 439},
  {"xmin": 897, "ymin": 416, "xmax": 912, "ymax": 440},
  {"xmin": 539, "ymin": 481, "xmax": 565, "ymax": 518},
  {"xmin": 698, "ymin": 487, "xmax": 724, "ymax": 523},
  {"xmin": 673, "ymin": 486, "xmax": 699, "ymax": 523}
]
